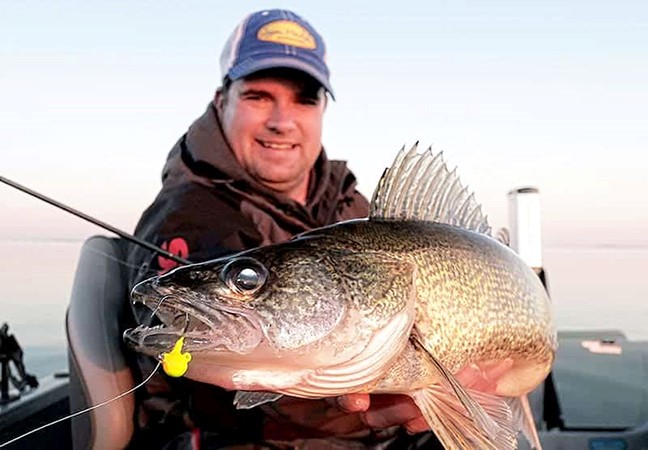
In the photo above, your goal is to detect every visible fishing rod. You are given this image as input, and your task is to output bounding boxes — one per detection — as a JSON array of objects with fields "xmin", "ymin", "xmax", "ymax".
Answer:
[{"xmin": 0, "ymin": 175, "xmax": 191, "ymax": 265}]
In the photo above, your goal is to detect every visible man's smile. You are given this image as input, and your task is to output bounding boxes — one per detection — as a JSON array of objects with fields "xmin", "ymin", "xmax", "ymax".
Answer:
[{"xmin": 257, "ymin": 139, "xmax": 298, "ymax": 150}]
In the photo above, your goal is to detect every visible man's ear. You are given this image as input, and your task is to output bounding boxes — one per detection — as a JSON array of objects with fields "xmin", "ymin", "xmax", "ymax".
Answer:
[{"xmin": 214, "ymin": 88, "xmax": 224, "ymax": 113}]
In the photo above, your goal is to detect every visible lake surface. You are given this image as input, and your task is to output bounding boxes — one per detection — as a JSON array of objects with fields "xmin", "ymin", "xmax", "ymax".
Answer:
[{"xmin": 1, "ymin": 240, "xmax": 647, "ymax": 377}]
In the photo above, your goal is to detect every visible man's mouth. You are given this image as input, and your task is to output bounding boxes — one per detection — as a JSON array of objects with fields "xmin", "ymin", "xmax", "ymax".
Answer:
[{"xmin": 257, "ymin": 140, "xmax": 297, "ymax": 150}]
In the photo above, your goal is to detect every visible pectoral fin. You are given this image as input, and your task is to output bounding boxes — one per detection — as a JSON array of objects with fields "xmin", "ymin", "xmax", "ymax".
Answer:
[
  {"xmin": 409, "ymin": 332, "xmax": 516, "ymax": 449},
  {"xmin": 233, "ymin": 391, "xmax": 283, "ymax": 409}
]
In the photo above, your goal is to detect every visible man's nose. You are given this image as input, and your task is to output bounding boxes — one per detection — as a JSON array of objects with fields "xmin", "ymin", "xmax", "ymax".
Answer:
[{"xmin": 266, "ymin": 104, "xmax": 297, "ymax": 133}]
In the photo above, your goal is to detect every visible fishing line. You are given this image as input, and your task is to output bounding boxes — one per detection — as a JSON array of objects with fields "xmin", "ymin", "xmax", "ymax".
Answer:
[
  {"xmin": 0, "ymin": 294, "xmax": 192, "ymax": 447},
  {"xmin": 84, "ymin": 245, "xmax": 144, "ymax": 271},
  {"xmin": 0, "ymin": 177, "xmax": 197, "ymax": 445},
  {"xmin": 149, "ymin": 294, "xmax": 176, "ymax": 320},
  {"xmin": 84, "ymin": 243, "xmax": 166, "ymax": 283},
  {"xmin": 0, "ymin": 361, "xmax": 161, "ymax": 448}
]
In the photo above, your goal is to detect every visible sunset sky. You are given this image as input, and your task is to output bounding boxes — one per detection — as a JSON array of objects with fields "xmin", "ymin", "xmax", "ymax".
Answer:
[{"xmin": 2, "ymin": 1, "xmax": 647, "ymax": 247}]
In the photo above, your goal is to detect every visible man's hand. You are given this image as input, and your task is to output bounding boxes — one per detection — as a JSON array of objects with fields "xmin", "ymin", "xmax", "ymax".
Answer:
[
  {"xmin": 261, "ymin": 393, "xmax": 429, "ymax": 442},
  {"xmin": 338, "ymin": 393, "xmax": 429, "ymax": 435}
]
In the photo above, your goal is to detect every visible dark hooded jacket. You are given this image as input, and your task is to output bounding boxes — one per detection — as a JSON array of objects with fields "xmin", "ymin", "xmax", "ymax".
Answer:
[
  {"xmin": 127, "ymin": 103, "xmax": 369, "ymax": 289},
  {"xmin": 124, "ymin": 103, "xmax": 371, "ymax": 448}
]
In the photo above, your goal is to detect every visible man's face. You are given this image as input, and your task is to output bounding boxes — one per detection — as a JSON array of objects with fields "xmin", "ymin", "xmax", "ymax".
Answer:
[{"xmin": 217, "ymin": 69, "xmax": 327, "ymax": 202}]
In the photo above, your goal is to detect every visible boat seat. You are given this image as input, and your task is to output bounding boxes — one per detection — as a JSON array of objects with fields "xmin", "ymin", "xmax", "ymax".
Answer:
[{"xmin": 66, "ymin": 235, "xmax": 135, "ymax": 450}]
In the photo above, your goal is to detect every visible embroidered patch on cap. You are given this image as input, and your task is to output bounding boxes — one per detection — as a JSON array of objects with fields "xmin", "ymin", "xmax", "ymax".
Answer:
[{"xmin": 257, "ymin": 20, "xmax": 316, "ymax": 49}]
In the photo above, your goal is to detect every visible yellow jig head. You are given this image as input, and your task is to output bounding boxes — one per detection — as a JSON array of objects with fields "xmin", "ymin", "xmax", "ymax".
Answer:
[{"xmin": 161, "ymin": 336, "xmax": 192, "ymax": 377}]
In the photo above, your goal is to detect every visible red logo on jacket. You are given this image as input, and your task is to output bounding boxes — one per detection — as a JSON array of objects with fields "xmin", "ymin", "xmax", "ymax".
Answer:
[{"xmin": 158, "ymin": 237, "xmax": 189, "ymax": 274}]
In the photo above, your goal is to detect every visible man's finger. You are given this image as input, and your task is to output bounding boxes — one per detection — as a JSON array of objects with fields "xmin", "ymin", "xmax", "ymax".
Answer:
[
  {"xmin": 360, "ymin": 395, "xmax": 421, "ymax": 429},
  {"xmin": 333, "ymin": 393, "xmax": 371, "ymax": 413},
  {"xmin": 404, "ymin": 416, "xmax": 430, "ymax": 434}
]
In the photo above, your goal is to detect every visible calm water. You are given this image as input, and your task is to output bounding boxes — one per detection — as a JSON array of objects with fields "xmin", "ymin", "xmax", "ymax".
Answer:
[
  {"xmin": 1, "ymin": 240, "xmax": 84, "ymax": 377},
  {"xmin": 1, "ymin": 240, "xmax": 647, "ymax": 377}
]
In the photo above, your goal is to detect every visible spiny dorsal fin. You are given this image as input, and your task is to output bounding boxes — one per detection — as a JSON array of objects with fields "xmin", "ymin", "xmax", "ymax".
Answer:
[
  {"xmin": 370, "ymin": 144, "xmax": 491, "ymax": 235},
  {"xmin": 495, "ymin": 227, "xmax": 511, "ymax": 246}
]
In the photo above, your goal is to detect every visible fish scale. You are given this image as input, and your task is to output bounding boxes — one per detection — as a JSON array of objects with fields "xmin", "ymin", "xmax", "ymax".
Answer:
[{"xmin": 300, "ymin": 219, "xmax": 554, "ymax": 377}]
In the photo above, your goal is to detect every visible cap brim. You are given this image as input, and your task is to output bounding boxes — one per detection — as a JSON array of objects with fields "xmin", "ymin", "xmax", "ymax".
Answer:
[{"xmin": 227, "ymin": 56, "xmax": 335, "ymax": 100}]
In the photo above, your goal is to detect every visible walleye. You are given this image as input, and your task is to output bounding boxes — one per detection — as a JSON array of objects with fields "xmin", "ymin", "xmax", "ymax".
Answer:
[{"xmin": 125, "ymin": 144, "xmax": 556, "ymax": 449}]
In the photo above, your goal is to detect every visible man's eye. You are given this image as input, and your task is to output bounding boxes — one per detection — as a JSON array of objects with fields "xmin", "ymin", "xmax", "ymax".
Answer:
[{"xmin": 298, "ymin": 97, "xmax": 319, "ymax": 106}]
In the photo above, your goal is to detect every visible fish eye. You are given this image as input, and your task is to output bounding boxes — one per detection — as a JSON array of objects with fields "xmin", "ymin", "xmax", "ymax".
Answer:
[
  {"xmin": 235, "ymin": 268, "xmax": 260, "ymax": 290},
  {"xmin": 221, "ymin": 258, "xmax": 267, "ymax": 295}
]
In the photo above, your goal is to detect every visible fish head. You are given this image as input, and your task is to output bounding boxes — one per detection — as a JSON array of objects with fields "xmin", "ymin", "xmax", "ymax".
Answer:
[
  {"xmin": 124, "ymin": 237, "xmax": 417, "ymax": 373},
  {"xmin": 126, "ymin": 243, "xmax": 343, "ymax": 357}
]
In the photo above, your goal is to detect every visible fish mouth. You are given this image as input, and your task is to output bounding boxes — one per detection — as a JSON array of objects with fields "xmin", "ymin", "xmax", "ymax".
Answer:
[{"xmin": 123, "ymin": 276, "xmax": 264, "ymax": 357}]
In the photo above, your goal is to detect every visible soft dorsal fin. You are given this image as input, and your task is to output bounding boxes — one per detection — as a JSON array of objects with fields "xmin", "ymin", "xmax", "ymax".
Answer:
[{"xmin": 370, "ymin": 143, "xmax": 492, "ymax": 235}]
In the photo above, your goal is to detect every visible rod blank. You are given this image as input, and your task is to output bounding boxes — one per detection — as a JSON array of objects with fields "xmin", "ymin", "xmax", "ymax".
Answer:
[{"xmin": 0, "ymin": 175, "xmax": 191, "ymax": 265}]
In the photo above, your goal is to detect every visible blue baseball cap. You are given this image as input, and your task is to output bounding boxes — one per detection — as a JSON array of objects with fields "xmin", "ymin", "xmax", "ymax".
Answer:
[{"xmin": 219, "ymin": 9, "xmax": 334, "ymax": 98}]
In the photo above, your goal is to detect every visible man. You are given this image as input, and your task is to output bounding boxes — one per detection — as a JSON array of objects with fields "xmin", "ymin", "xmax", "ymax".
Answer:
[{"xmin": 126, "ymin": 9, "xmax": 436, "ymax": 449}]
